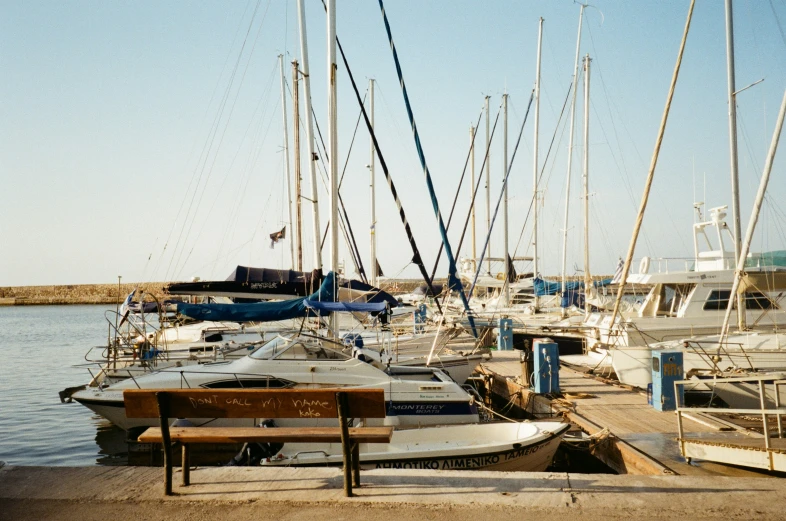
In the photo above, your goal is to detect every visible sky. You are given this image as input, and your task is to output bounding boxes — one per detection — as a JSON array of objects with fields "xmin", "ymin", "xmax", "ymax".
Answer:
[{"xmin": 2, "ymin": 0, "xmax": 786, "ymax": 287}]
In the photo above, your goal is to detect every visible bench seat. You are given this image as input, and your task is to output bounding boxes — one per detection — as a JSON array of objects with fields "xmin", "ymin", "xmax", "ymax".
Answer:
[{"xmin": 138, "ymin": 426, "xmax": 394, "ymax": 445}]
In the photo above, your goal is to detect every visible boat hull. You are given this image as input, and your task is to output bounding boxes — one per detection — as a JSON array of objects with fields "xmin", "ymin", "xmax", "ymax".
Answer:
[
  {"xmin": 263, "ymin": 421, "xmax": 569, "ymax": 472},
  {"xmin": 72, "ymin": 389, "xmax": 479, "ymax": 431}
]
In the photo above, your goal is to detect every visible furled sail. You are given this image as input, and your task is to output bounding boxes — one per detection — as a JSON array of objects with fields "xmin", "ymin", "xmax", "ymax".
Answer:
[{"xmin": 176, "ymin": 272, "xmax": 337, "ymax": 322}]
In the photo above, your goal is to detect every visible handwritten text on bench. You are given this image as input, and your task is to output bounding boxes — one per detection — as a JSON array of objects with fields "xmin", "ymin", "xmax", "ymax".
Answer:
[{"xmin": 185, "ymin": 395, "xmax": 334, "ymax": 417}]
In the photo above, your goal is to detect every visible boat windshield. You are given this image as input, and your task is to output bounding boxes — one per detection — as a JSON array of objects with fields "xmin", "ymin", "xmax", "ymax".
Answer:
[
  {"xmin": 248, "ymin": 335, "xmax": 294, "ymax": 359},
  {"xmin": 248, "ymin": 335, "xmax": 351, "ymax": 361}
]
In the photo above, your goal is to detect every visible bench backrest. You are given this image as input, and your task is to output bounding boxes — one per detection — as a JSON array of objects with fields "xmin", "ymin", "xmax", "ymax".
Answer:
[{"xmin": 123, "ymin": 388, "xmax": 386, "ymax": 419}]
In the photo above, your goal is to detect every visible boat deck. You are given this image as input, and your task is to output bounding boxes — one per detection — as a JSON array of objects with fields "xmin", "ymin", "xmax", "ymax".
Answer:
[{"xmin": 480, "ymin": 351, "xmax": 775, "ymax": 477}]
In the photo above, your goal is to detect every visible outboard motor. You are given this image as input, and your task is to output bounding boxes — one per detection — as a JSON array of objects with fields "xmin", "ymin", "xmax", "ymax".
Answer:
[{"xmin": 225, "ymin": 419, "xmax": 283, "ymax": 466}]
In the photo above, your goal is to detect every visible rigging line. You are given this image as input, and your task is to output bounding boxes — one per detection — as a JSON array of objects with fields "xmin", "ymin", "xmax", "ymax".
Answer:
[
  {"xmin": 314, "ymin": 2, "xmax": 444, "ymax": 315},
  {"xmin": 287, "ymin": 76, "xmax": 369, "ymax": 276},
  {"xmin": 509, "ymin": 90, "xmax": 575, "ymax": 278},
  {"xmin": 307, "ymin": 96, "xmax": 370, "ymax": 280},
  {"xmin": 151, "ymin": 0, "xmax": 260, "ymax": 284},
  {"xmin": 445, "ymin": 105, "xmax": 502, "ymax": 284},
  {"xmin": 339, "ymin": 191, "xmax": 368, "ymax": 283},
  {"xmin": 584, "ymin": 22, "xmax": 655, "ymax": 254},
  {"xmin": 148, "ymin": 0, "xmax": 259, "ymax": 284},
  {"xmin": 168, "ymin": 0, "xmax": 266, "ymax": 280},
  {"xmin": 738, "ymin": 108, "xmax": 786, "ymax": 241},
  {"xmin": 537, "ymin": 82, "xmax": 573, "ymax": 188},
  {"xmin": 311, "ymin": 104, "xmax": 369, "ymax": 282},
  {"xmin": 167, "ymin": 1, "xmax": 266, "ymax": 277},
  {"xmin": 468, "ymin": 91, "xmax": 535, "ymax": 301},
  {"xmin": 377, "ymin": 0, "xmax": 475, "ymax": 332},
  {"xmin": 374, "ymin": 82, "xmax": 410, "ymax": 150},
  {"xmin": 427, "ymin": 108, "xmax": 485, "ymax": 284},
  {"xmin": 338, "ymin": 92, "xmax": 368, "ymax": 190},
  {"xmin": 174, "ymin": 4, "xmax": 276, "ymax": 280},
  {"xmin": 213, "ymin": 62, "xmax": 280, "ymax": 271},
  {"xmin": 178, "ymin": 88, "xmax": 281, "ymax": 281},
  {"xmin": 769, "ymin": 0, "xmax": 786, "ymax": 50}
]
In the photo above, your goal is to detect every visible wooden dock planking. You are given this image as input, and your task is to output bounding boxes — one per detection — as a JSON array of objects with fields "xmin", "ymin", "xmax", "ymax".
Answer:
[{"xmin": 479, "ymin": 351, "xmax": 771, "ymax": 477}]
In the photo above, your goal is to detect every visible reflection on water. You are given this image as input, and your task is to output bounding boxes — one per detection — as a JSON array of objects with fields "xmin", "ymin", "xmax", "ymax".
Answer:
[
  {"xmin": 0, "ymin": 305, "xmax": 130, "ymax": 466},
  {"xmin": 94, "ymin": 421, "xmax": 129, "ymax": 466}
]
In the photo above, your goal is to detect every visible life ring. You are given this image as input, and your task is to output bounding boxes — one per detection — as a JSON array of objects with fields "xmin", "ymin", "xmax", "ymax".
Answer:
[{"xmin": 639, "ymin": 256, "xmax": 651, "ymax": 274}]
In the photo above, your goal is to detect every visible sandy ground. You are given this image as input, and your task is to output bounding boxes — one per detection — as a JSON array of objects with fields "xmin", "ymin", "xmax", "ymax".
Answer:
[{"xmin": 2, "ymin": 465, "xmax": 785, "ymax": 520}]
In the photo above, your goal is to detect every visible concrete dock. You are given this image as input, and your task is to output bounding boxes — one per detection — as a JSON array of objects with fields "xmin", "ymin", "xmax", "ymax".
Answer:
[{"xmin": 3, "ymin": 464, "xmax": 786, "ymax": 520}]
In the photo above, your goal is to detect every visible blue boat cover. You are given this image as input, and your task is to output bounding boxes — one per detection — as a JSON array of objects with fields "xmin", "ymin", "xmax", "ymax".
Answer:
[
  {"xmin": 303, "ymin": 299, "xmax": 388, "ymax": 314},
  {"xmin": 176, "ymin": 272, "xmax": 337, "ymax": 322}
]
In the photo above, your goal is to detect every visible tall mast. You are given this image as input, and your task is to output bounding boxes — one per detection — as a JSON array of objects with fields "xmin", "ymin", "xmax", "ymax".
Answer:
[
  {"xmin": 296, "ymin": 0, "xmax": 322, "ymax": 272},
  {"xmin": 369, "ymin": 78, "xmax": 378, "ymax": 287},
  {"xmin": 293, "ymin": 59, "xmax": 303, "ymax": 271},
  {"xmin": 470, "ymin": 125, "xmax": 477, "ymax": 271},
  {"xmin": 484, "ymin": 95, "xmax": 492, "ymax": 275},
  {"xmin": 721, "ymin": 86, "xmax": 786, "ymax": 339},
  {"xmin": 327, "ymin": 0, "xmax": 339, "ymax": 337},
  {"xmin": 279, "ymin": 54, "xmax": 295, "ymax": 269},
  {"xmin": 533, "ymin": 18, "xmax": 543, "ymax": 310},
  {"xmin": 560, "ymin": 5, "xmax": 585, "ymax": 317},
  {"xmin": 583, "ymin": 54, "xmax": 592, "ymax": 315},
  {"xmin": 502, "ymin": 93, "xmax": 510, "ymax": 306},
  {"xmin": 725, "ymin": 0, "xmax": 745, "ymax": 329}
]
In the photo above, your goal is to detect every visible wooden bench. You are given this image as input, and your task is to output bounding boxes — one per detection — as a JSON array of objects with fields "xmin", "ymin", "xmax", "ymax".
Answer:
[{"xmin": 124, "ymin": 388, "xmax": 392, "ymax": 497}]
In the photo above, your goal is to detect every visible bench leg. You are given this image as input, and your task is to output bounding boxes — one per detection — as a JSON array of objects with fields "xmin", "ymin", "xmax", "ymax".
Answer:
[
  {"xmin": 162, "ymin": 444, "xmax": 173, "ymax": 495},
  {"xmin": 156, "ymin": 392, "xmax": 173, "ymax": 496},
  {"xmin": 336, "ymin": 392, "xmax": 353, "ymax": 497},
  {"xmin": 352, "ymin": 443, "xmax": 360, "ymax": 487},
  {"xmin": 182, "ymin": 444, "xmax": 190, "ymax": 487}
]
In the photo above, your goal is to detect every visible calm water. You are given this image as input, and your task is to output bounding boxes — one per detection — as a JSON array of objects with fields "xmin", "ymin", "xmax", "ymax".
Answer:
[{"xmin": 0, "ymin": 305, "xmax": 128, "ymax": 466}]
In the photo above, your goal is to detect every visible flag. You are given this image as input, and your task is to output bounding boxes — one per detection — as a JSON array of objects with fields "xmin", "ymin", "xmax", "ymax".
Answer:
[
  {"xmin": 269, "ymin": 226, "xmax": 286, "ymax": 249},
  {"xmin": 119, "ymin": 288, "xmax": 136, "ymax": 316},
  {"xmin": 118, "ymin": 288, "xmax": 136, "ymax": 327}
]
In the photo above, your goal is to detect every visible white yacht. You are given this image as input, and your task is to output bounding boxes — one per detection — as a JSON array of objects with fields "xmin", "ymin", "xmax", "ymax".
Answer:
[
  {"xmin": 71, "ymin": 334, "xmax": 480, "ymax": 431},
  {"xmin": 456, "ymin": 256, "xmax": 561, "ymax": 313},
  {"xmin": 588, "ymin": 206, "xmax": 786, "ymax": 388}
]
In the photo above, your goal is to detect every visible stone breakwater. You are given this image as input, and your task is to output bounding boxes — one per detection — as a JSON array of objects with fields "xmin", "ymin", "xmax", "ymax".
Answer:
[
  {"xmin": 0, "ymin": 279, "xmax": 437, "ymax": 306},
  {"xmin": 0, "ymin": 276, "xmax": 616, "ymax": 306},
  {"xmin": 0, "ymin": 283, "xmax": 168, "ymax": 306}
]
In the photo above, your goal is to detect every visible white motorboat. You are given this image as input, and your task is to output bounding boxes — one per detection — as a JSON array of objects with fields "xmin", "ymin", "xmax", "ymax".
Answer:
[
  {"xmin": 583, "ymin": 206, "xmax": 786, "ymax": 387},
  {"xmin": 704, "ymin": 371, "xmax": 786, "ymax": 409},
  {"xmin": 262, "ymin": 421, "xmax": 570, "ymax": 472},
  {"xmin": 611, "ymin": 330, "xmax": 786, "ymax": 390},
  {"xmin": 71, "ymin": 334, "xmax": 480, "ymax": 431}
]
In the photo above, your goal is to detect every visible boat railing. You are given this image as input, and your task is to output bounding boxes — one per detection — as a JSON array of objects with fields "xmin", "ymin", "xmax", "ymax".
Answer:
[
  {"xmin": 287, "ymin": 450, "xmax": 330, "ymax": 462},
  {"xmin": 681, "ymin": 340, "xmax": 755, "ymax": 373},
  {"xmin": 642, "ymin": 257, "xmax": 695, "ymax": 275},
  {"xmin": 675, "ymin": 375, "xmax": 786, "ymax": 469}
]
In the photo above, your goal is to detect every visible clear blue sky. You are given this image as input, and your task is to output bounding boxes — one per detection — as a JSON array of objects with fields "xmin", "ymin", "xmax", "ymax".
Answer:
[{"xmin": 2, "ymin": 1, "xmax": 786, "ymax": 286}]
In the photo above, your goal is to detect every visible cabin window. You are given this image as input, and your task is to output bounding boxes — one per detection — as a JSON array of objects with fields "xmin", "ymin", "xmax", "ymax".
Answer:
[
  {"xmin": 745, "ymin": 291, "xmax": 778, "ymax": 310},
  {"xmin": 703, "ymin": 290, "xmax": 778, "ymax": 310},
  {"xmin": 656, "ymin": 284, "xmax": 695, "ymax": 316},
  {"xmin": 703, "ymin": 289, "xmax": 732, "ymax": 310},
  {"xmin": 202, "ymin": 377, "xmax": 294, "ymax": 389}
]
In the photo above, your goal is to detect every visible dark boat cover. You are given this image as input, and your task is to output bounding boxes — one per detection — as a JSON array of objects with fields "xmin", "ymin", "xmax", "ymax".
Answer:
[
  {"xmin": 226, "ymin": 266, "xmax": 322, "ymax": 285},
  {"xmin": 176, "ymin": 272, "xmax": 337, "ymax": 322}
]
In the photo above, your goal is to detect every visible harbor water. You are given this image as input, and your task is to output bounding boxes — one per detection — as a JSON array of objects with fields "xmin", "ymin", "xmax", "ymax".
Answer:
[{"xmin": 0, "ymin": 305, "xmax": 128, "ymax": 466}]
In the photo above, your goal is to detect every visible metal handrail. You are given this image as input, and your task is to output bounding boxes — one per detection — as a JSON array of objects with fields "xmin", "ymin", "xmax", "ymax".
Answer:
[{"xmin": 674, "ymin": 376, "xmax": 786, "ymax": 469}]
